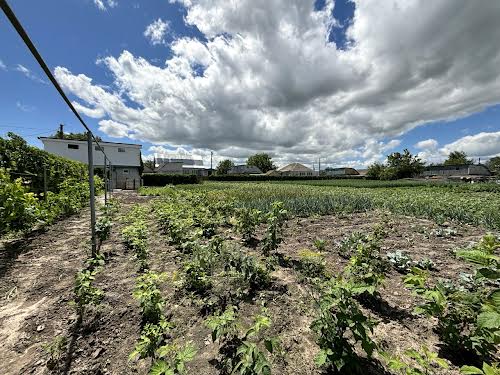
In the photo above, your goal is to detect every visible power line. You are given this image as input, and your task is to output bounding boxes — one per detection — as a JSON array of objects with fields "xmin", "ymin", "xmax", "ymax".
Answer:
[{"xmin": 0, "ymin": 0, "xmax": 112, "ymax": 163}]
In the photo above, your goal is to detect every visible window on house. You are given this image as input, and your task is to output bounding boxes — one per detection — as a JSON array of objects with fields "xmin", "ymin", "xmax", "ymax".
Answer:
[
  {"xmin": 118, "ymin": 147, "xmax": 126, "ymax": 153},
  {"xmin": 95, "ymin": 146, "xmax": 103, "ymax": 151},
  {"xmin": 68, "ymin": 144, "xmax": 79, "ymax": 150},
  {"xmin": 123, "ymin": 169, "xmax": 129, "ymax": 174}
]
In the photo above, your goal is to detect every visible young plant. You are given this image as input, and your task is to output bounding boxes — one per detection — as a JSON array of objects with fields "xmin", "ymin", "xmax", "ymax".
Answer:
[
  {"xmin": 310, "ymin": 278, "xmax": 376, "ymax": 372},
  {"xmin": 205, "ymin": 305, "xmax": 239, "ymax": 343},
  {"xmin": 95, "ymin": 215, "xmax": 112, "ymax": 242},
  {"xmin": 344, "ymin": 235, "xmax": 388, "ymax": 295},
  {"xmin": 387, "ymin": 250, "xmax": 413, "ymax": 273},
  {"xmin": 297, "ymin": 249, "xmax": 326, "ymax": 281},
  {"xmin": 338, "ymin": 232, "xmax": 366, "ymax": 259},
  {"xmin": 151, "ymin": 342, "xmax": 197, "ymax": 375},
  {"xmin": 262, "ymin": 202, "xmax": 287, "ymax": 256},
  {"xmin": 72, "ymin": 269, "xmax": 104, "ymax": 316},
  {"xmin": 313, "ymin": 239, "xmax": 326, "ymax": 251},
  {"xmin": 461, "ymin": 362, "xmax": 500, "ymax": 375},
  {"xmin": 382, "ymin": 346, "xmax": 449, "ymax": 375},
  {"xmin": 42, "ymin": 336, "xmax": 67, "ymax": 370},
  {"xmin": 232, "ymin": 208, "xmax": 262, "ymax": 243},
  {"xmin": 129, "ymin": 318, "xmax": 173, "ymax": 360},
  {"xmin": 133, "ymin": 271, "xmax": 167, "ymax": 323}
]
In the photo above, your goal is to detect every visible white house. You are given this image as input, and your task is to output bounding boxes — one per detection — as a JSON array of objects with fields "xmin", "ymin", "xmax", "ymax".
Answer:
[{"xmin": 39, "ymin": 137, "xmax": 142, "ymax": 189}]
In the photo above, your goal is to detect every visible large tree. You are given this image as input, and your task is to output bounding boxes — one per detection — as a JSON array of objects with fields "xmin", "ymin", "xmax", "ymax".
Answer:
[
  {"xmin": 366, "ymin": 149, "xmax": 424, "ymax": 180},
  {"xmin": 443, "ymin": 151, "xmax": 473, "ymax": 166},
  {"xmin": 246, "ymin": 153, "xmax": 276, "ymax": 173},
  {"xmin": 386, "ymin": 149, "xmax": 425, "ymax": 179},
  {"xmin": 216, "ymin": 159, "xmax": 234, "ymax": 175},
  {"xmin": 487, "ymin": 156, "xmax": 500, "ymax": 175}
]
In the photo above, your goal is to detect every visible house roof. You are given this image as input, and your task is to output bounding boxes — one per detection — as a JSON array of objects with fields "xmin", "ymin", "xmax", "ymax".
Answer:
[
  {"xmin": 39, "ymin": 137, "xmax": 142, "ymax": 148},
  {"xmin": 278, "ymin": 163, "xmax": 313, "ymax": 172}
]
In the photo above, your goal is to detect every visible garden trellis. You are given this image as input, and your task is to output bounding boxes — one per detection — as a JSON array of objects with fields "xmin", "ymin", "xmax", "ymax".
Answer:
[{"xmin": 1, "ymin": 0, "xmax": 112, "ymax": 256}]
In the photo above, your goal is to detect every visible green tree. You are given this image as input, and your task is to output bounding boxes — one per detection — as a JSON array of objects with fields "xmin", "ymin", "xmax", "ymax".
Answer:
[
  {"xmin": 486, "ymin": 156, "xmax": 500, "ymax": 175},
  {"xmin": 386, "ymin": 149, "xmax": 425, "ymax": 179},
  {"xmin": 443, "ymin": 151, "xmax": 473, "ymax": 166},
  {"xmin": 366, "ymin": 149, "xmax": 424, "ymax": 180},
  {"xmin": 216, "ymin": 159, "xmax": 234, "ymax": 175},
  {"xmin": 246, "ymin": 153, "xmax": 276, "ymax": 173},
  {"xmin": 366, "ymin": 163, "xmax": 385, "ymax": 179}
]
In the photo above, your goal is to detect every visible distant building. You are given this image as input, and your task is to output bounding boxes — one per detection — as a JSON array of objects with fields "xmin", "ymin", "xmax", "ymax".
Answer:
[
  {"xmin": 40, "ymin": 137, "xmax": 142, "ymax": 190},
  {"xmin": 277, "ymin": 163, "xmax": 318, "ymax": 177},
  {"xmin": 154, "ymin": 154, "xmax": 209, "ymax": 176},
  {"xmin": 323, "ymin": 167, "xmax": 360, "ymax": 176},
  {"xmin": 228, "ymin": 165, "xmax": 262, "ymax": 175},
  {"xmin": 422, "ymin": 164, "xmax": 491, "ymax": 177}
]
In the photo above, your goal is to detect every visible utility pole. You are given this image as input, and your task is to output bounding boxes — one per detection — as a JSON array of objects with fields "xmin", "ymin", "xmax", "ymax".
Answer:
[
  {"xmin": 210, "ymin": 151, "xmax": 213, "ymax": 171},
  {"xmin": 318, "ymin": 158, "xmax": 321, "ymax": 173}
]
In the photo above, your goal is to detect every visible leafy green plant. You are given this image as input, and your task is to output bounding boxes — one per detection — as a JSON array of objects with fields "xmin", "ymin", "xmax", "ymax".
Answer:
[
  {"xmin": 456, "ymin": 234, "xmax": 500, "ymax": 280},
  {"xmin": 310, "ymin": 278, "xmax": 375, "ymax": 372},
  {"xmin": 232, "ymin": 207, "xmax": 262, "ymax": 243},
  {"xmin": 42, "ymin": 336, "xmax": 67, "ymax": 370},
  {"xmin": 262, "ymin": 202, "xmax": 287, "ymax": 256},
  {"xmin": 381, "ymin": 346, "xmax": 449, "ymax": 375},
  {"xmin": 297, "ymin": 249, "xmax": 326, "ymax": 281},
  {"xmin": 72, "ymin": 269, "xmax": 104, "ymax": 316},
  {"xmin": 86, "ymin": 252, "xmax": 105, "ymax": 271},
  {"xmin": 130, "ymin": 318, "xmax": 173, "ymax": 360},
  {"xmin": 338, "ymin": 232, "xmax": 366, "ymax": 259},
  {"xmin": 344, "ymin": 234, "xmax": 388, "ymax": 295},
  {"xmin": 313, "ymin": 239, "xmax": 326, "ymax": 251},
  {"xmin": 151, "ymin": 342, "xmax": 197, "ymax": 375},
  {"xmin": 133, "ymin": 271, "xmax": 167, "ymax": 323},
  {"xmin": 206, "ymin": 305, "xmax": 239, "ymax": 342},
  {"xmin": 95, "ymin": 216, "xmax": 112, "ymax": 242},
  {"xmin": 387, "ymin": 250, "xmax": 413, "ymax": 273},
  {"xmin": 461, "ymin": 362, "xmax": 500, "ymax": 375}
]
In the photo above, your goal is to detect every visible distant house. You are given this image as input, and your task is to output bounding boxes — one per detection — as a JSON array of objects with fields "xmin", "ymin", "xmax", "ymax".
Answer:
[
  {"xmin": 154, "ymin": 155, "xmax": 210, "ymax": 176},
  {"xmin": 277, "ymin": 163, "xmax": 318, "ymax": 177},
  {"xmin": 40, "ymin": 137, "xmax": 142, "ymax": 190},
  {"xmin": 323, "ymin": 167, "xmax": 360, "ymax": 176},
  {"xmin": 422, "ymin": 164, "xmax": 491, "ymax": 177},
  {"xmin": 228, "ymin": 165, "xmax": 262, "ymax": 175}
]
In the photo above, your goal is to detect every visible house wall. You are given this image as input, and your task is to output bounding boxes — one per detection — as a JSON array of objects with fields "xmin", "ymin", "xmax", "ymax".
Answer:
[
  {"xmin": 113, "ymin": 167, "xmax": 141, "ymax": 190},
  {"xmin": 41, "ymin": 138, "xmax": 141, "ymax": 167},
  {"xmin": 422, "ymin": 165, "xmax": 491, "ymax": 176}
]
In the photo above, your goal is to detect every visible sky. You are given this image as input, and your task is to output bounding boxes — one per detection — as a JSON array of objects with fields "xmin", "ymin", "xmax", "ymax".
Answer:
[{"xmin": 1, "ymin": 0, "xmax": 500, "ymax": 169}]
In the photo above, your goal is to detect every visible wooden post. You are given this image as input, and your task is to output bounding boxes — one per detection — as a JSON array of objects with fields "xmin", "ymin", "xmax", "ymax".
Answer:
[{"xmin": 87, "ymin": 131, "xmax": 97, "ymax": 256}]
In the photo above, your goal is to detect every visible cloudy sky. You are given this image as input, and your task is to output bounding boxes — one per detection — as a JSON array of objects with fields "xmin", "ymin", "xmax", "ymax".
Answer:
[{"xmin": 1, "ymin": 0, "xmax": 500, "ymax": 168}]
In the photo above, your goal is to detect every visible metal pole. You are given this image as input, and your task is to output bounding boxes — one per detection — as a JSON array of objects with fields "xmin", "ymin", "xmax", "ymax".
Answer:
[
  {"xmin": 104, "ymin": 155, "xmax": 108, "ymax": 205},
  {"xmin": 87, "ymin": 131, "xmax": 97, "ymax": 256},
  {"xmin": 43, "ymin": 165, "xmax": 48, "ymax": 201}
]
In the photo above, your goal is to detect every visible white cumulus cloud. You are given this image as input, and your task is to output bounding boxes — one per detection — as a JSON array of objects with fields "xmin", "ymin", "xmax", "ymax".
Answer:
[
  {"xmin": 144, "ymin": 18, "xmax": 169, "ymax": 45},
  {"xmin": 54, "ymin": 0, "xmax": 500, "ymax": 166}
]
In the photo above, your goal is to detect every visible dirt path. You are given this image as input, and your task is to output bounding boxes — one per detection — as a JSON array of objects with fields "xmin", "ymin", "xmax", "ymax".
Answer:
[{"xmin": 0, "ymin": 192, "xmax": 146, "ymax": 374}]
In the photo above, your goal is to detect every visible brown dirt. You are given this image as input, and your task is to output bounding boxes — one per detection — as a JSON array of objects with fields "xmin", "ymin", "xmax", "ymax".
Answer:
[{"xmin": 0, "ymin": 192, "xmax": 494, "ymax": 374}]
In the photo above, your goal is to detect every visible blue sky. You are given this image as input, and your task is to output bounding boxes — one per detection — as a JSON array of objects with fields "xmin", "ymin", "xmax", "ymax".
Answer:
[{"xmin": 1, "ymin": 0, "xmax": 500, "ymax": 168}]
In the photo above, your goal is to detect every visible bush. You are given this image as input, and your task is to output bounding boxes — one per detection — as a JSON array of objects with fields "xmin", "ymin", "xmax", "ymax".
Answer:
[
  {"xmin": 0, "ymin": 133, "xmax": 88, "ymax": 194},
  {"xmin": 142, "ymin": 173, "xmax": 200, "ymax": 186}
]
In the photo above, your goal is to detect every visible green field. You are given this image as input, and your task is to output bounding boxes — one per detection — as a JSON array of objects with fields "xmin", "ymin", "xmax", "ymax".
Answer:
[{"xmin": 140, "ymin": 180, "xmax": 500, "ymax": 230}]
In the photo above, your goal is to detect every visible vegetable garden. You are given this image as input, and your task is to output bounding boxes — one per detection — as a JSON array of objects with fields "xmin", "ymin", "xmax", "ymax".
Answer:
[{"xmin": 1, "ymin": 180, "xmax": 499, "ymax": 374}]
